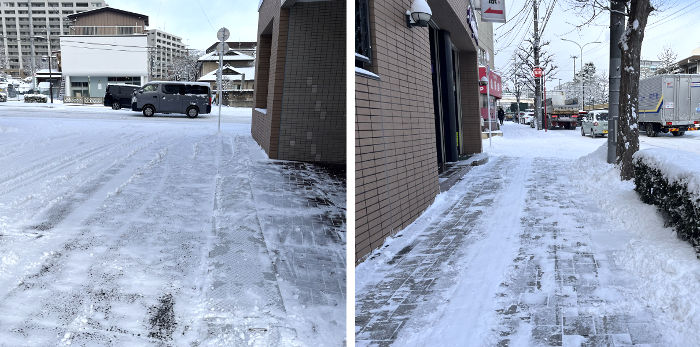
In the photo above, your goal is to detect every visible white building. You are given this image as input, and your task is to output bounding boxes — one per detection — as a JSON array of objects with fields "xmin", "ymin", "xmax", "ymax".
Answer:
[
  {"xmin": 0, "ymin": 0, "xmax": 106, "ymax": 76},
  {"xmin": 60, "ymin": 34, "xmax": 148, "ymax": 98}
]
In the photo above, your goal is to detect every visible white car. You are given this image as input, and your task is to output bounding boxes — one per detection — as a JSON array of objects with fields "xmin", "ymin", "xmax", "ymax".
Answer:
[
  {"xmin": 581, "ymin": 110, "xmax": 609, "ymax": 137},
  {"xmin": 520, "ymin": 112, "xmax": 535, "ymax": 125}
]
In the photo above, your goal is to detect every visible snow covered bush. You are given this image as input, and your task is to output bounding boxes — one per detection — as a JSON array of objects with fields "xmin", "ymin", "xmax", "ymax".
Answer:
[
  {"xmin": 0, "ymin": 92, "xmax": 6, "ymax": 102},
  {"xmin": 23, "ymin": 94, "xmax": 48, "ymax": 103},
  {"xmin": 634, "ymin": 149, "xmax": 700, "ymax": 255}
]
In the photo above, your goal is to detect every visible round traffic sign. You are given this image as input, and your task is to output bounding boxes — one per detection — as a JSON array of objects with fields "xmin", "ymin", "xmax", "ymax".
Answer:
[
  {"xmin": 217, "ymin": 27, "xmax": 230, "ymax": 41},
  {"xmin": 533, "ymin": 67, "xmax": 543, "ymax": 78},
  {"xmin": 217, "ymin": 42, "xmax": 230, "ymax": 54}
]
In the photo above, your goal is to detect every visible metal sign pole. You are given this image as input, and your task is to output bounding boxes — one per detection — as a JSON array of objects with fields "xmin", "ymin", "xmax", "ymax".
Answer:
[
  {"xmin": 487, "ymin": 64, "xmax": 492, "ymax": 148},
  {"xmin": 216, "ymin": 27, "xmax": 230, "ymax": 133},
  {"xmin": 218, "ymin": 50, "xmax": 223, "ymax": 133}
]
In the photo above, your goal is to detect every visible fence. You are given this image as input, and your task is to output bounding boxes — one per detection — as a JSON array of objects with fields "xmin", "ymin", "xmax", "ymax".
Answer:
[{"xmin": 63, "ymin": 96, "xmax": 104, "ymax": 104}]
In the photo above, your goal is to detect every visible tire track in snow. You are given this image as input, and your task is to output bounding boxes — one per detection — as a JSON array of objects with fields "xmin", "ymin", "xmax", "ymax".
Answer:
[
  {"xmin": 0, "ymin": 139, "xmax": 178, "ymax": 345},
  {"xmin": 0, "ymin": 131, "xmax": 84, "ymax": 163},
  {"xmin": 0, "ymin": 133, "xmax": 149, "ymax": 197},
  {"xmin": 0, "ymin": 134, "xmax": 160, "ymax": 236}
]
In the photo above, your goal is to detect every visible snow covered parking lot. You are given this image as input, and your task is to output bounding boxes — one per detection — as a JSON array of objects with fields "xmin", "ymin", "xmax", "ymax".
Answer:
[{"xmin": 0, "ymin": 103, "xmax": 345, "ymax": 346}]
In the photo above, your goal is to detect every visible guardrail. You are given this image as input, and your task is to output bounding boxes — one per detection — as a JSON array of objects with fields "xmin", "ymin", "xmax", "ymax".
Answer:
[{"xmin": 63, "ymin": 96, "xmax": 104, "ymax": 104}]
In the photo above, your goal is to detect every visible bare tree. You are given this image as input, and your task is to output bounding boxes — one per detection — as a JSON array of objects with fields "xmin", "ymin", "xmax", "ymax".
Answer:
[
  {"xmin": 567, "ymin": 0, "xmax": 656, "ymax": 179},
  {"xmin": 21, "ymin": 56, "xmax": 43, "ymax": 79},
  {"xmin": 165, "ymin": 50, "xmax": 203, "ymax": 82},
  {"xmin": 515, "ymin": 44, "xmax": 558, "ymax": 94},
  {"xmin": 656, "ymin": 45, "xmax": 678, "ymax": 74}
]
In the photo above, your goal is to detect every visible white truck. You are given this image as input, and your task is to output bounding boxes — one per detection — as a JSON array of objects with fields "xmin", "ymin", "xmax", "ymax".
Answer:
[
  {"xmin": 638, "ymin": 74, "xmax": 700, "ymax": 137},
  {"xmin": 544, "ymin": 91, "xmax": 579, "ymax": 130}
]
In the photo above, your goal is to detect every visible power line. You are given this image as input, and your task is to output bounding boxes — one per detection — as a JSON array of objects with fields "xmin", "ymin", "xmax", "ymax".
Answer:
[{"xmin": 195, "ymin": 0, "xmax": 216, "ymax": 31}]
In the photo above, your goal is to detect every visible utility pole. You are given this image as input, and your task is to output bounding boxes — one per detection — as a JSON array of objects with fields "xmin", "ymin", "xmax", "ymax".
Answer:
[
  {"xmin": 533, "ymin": 0, "xmax": 542, "ymax": 130},
  {"xmin": 608, "ymin": 0, "xmax": 624, "ymax": 164},
  {"xmin": 28, "ymin": 1, "xmax": 37, "ymax": 91}
]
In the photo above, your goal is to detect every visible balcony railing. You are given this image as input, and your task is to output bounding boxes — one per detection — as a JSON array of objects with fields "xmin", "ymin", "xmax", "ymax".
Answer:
[{"xmin": 68, "ymin": 25, "xmax": 145, "ymax": 36}]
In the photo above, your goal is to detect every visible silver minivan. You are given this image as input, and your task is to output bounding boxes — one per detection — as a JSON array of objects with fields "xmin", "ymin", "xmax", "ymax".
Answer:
[
  {"xmin": 131, "ymin": 81, "xmax": 212, "ymax": 118},
  {"xmin": 581, "ymin": 110, "xmax": 609, "ymax": 137}
]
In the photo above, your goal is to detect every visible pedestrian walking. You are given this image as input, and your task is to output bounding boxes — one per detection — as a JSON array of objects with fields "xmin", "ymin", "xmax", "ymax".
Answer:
[{"xmin": 498, "ymin": 107, "xmax": 505, "ymax": 125}]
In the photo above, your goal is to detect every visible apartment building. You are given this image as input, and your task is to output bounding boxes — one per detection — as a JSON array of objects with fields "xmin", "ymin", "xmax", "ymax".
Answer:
[
  {"xmin": 252, "ymin": 0, "xmax": 345, "ymax": 164},
  {"xmin": 146, "ymin": 28, "xmax": 186, "ymax": 80},
  {"xmin": 0, "ymin": 0, "xmax": 106, "ymax": 76}
]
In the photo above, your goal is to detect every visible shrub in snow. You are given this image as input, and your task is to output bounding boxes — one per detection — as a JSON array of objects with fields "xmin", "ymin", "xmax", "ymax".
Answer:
[
  {"xmin": 634, "ymin": 151, "xmax": 700, "ymax": 255},
  {"xmin": 24, "ymin": 94, "xmax": 48, "ymax": 103},
  {"xmin": 0, "ymin": 93, "xmax": 6, "ymax": 102}
]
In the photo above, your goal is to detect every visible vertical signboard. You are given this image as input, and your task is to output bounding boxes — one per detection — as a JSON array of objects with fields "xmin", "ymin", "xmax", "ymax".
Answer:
[{"xmin": 480, "ymin": 0, "xmax": 506, "ymax": 23}]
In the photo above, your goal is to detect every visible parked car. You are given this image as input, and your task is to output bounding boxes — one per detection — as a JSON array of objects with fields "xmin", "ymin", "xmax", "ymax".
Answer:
[
  {"xmin": 131, "ymin": 81, "xmax": 212, "ymax": 118},
  {"xmin": 581, "ymin": 110, "xmax": 609, "ymax": 137},
  {"xmin": 520, "ymin": 112, "xmax": 535, "ymax": 125},
  {"xmin": 104, "ymin": 84, "xmax": 140, "ymax": 110}
]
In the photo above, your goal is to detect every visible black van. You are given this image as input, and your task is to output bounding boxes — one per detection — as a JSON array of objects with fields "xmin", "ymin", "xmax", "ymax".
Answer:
[{"xmin": 104, "ymin": 84, "xmax": 140, "ymax": 110}]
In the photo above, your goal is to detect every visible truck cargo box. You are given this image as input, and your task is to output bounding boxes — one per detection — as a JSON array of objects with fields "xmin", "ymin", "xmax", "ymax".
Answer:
[{"xmin": 638, "ymin": 74, "xmax": 700, "ymax": 136}]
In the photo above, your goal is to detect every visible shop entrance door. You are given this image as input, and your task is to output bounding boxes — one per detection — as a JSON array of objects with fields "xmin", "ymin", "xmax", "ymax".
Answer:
[{"xmin": 430, "ymin": 26, "xmax": 463, "ymax": 173}]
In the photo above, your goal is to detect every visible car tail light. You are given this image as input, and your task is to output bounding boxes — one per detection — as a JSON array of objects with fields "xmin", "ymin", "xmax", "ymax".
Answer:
[
  {"xmin": 666, "ymin": 122, "xmax": 673, "ymax": 126},
  {"xmin": 209, "ymin": 96, "xmax": 212, "ymax": 105},
  {"xmin": 695, "ymin": 121, "xmax": 699, "ymax": 125},
  {"xmin": 572, "ymin": 115, "xmax": 578, "ymax": 118},
  {"xmin": 552, "ymin": 115, "xmax": 558, "ymax": 118}
]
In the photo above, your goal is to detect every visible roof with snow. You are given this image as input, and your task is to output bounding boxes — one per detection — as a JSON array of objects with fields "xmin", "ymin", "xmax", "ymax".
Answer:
[
  {"xmin": 198, "ymin": 50, "xmax": 255, "ymax": 62},
  {"xmin": 198, "ymin": 66, "xmax": 255, "ymax": 82},
  {"xmin": 67, "ymin": 7, "xmax": 149, "ymax": 26},
  {"xmin": 204, "ymin": 41, "xmax": 256, "ymax": 54}
]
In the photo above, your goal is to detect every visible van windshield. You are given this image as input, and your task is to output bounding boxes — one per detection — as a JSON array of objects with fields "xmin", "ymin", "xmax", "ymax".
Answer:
[{"xmin": 596, "ymin": 113, "xmax": 608, "ymax": 121}]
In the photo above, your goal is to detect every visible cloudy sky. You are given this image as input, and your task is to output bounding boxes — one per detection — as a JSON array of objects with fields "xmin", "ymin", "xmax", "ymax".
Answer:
[
  {"xmin": 107, "ymin": 0, "xmax": 259, "ymax": 50},
  {"xmin": 494, "ymin": 0, "xmax": 700, "ymax": 87}
]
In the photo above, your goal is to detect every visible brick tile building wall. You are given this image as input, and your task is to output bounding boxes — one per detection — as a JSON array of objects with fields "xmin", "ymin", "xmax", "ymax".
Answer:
[
  {"xmin": 355, "ymin": 0, "xmax": 441, "ymax": 262},
  {"xmin": 277, "ymin": 1, "xmax": 346, "ymax": 164},
  {"xmin": 355, "ymin": 0, "xmax": 482, "ymax": 262},
  {"xmin": 252, "ymin": 1, "xmax": 289, "ymax": 159},
  {"xmin": 459, "ymin": 51, "xmax": 483, "ymax": 154}
]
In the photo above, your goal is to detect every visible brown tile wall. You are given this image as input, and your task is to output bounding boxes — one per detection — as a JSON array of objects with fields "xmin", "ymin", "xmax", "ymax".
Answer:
[
  {"xmin": 459, "ymin": 51, "xmax": 483, "ymax": 154},
  {"xmin": 355, "ymin": 0, "xmax": 482, "ymax": 263},
  {"xmin": 355, "ymin": 0, "xmax": 440, "ymax": 262},
  {"xmin": 252, "ymin": 1, "xmax": 289, "ymax": 159},
  {"xmin": 277, "ymin": 1, "xmax": 346, "ymax": 164}
]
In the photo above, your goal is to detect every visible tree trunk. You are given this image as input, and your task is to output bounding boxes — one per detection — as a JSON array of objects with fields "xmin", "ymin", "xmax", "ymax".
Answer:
[{"xmin": 617, "ymin": 0, "xmax": 653, "ymax": 180}]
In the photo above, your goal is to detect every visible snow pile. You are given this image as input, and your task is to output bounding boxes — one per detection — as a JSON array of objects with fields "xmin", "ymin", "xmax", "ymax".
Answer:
[
  {"xmin": 23, "ymin": 94, "xmax": 47, "ymax": 103},
  {"xmin": 633, "ymin": 147, "xmax": 700, "ymax": 199},
  {"xmin": 573, "ymin": 144, "xmax": 700, "ymax": 345}
]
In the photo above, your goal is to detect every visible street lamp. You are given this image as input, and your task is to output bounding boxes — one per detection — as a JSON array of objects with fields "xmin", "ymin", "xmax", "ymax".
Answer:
[
  {"xmin": 33, "ymin": 33, "xmax": 54, "ymax": 103},
  {"xmin": 561, "ymin": 39, "xmax": 601, "ymax": 111}
]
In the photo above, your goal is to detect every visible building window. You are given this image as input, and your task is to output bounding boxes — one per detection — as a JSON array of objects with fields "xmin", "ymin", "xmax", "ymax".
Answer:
[
  {"xmin": 71, "ymin": 81, "xmax": 89, "ymax": 97},
  {"xmin": 108, "ymin": 76, "xmax": 140, "ymax": 85},
  {"xmin": 118, "ymin": 26, "xmax": 134, "ymax": 35},
  {"xmin": 355, "ymin": 0, "xmax": 371, "ymax": 68}
]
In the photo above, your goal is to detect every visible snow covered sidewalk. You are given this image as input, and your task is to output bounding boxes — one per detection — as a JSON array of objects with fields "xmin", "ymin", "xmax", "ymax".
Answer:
[
  {"xmin": 356, "ymin": 122, "xmax": 700, "ymax": 346},
  {"xmin": 0, "ymin": 109, "xmax": 345, "ymax": 346}
]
